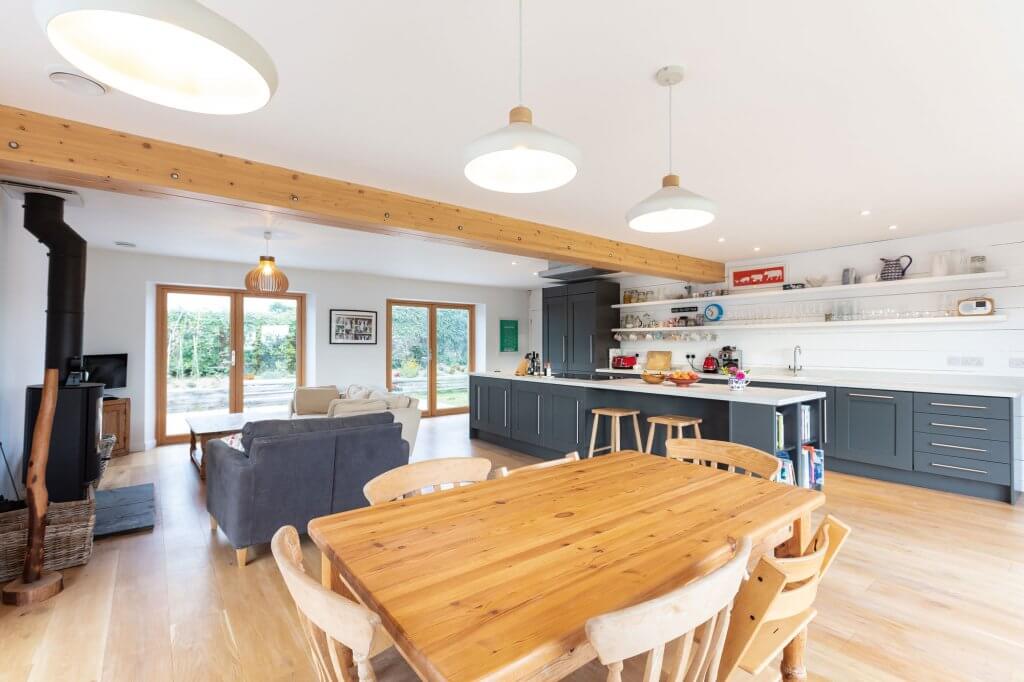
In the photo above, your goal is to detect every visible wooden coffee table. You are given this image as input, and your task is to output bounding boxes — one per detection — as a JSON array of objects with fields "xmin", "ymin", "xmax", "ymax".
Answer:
[{"xmin": 185, "ymin": 413, "xmax": 251, "ymax": 479}]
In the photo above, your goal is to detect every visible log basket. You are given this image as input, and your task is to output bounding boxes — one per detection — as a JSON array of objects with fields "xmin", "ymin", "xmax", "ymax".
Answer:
[{"xmin": 0, "ymin": 488, "xmax": 95, "ymax": 582}]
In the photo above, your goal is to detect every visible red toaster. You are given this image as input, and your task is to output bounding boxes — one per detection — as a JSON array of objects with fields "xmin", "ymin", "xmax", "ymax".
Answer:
[{"xmin": 612, "ymin": 355, "xmax": 638, "ymax": 369}]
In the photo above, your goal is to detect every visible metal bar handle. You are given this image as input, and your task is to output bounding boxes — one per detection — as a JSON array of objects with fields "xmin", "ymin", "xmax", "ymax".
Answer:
[
  {"xmin": 562, "ymin": 335, "xmax": 567, "ymax": 363},
  {"xmin": 930, "ymin": 421, "xmax": 987, "ymax": 431},
  {"xmin": 929, "ymin": 441, "xmax": 987, "ymax": 453},
  {"xmin": 504, "ymin": 389, "xmax": 508, "ymax": 427},
  {"xmin": 930, "ymin": 401, "xmax": 986, "ymax": 410},
  {"xmin": 848, "ymin": 393, "xmax": 894, "ymax": 400},
  {"xmin": 823, "ymin": 398, "xmax": 828, "ymax": 444},
  {"xmin": 476, "ymin": 385, "xmax": 481, "ymax": 419},
  {"xmin": 930, "ymin": 462, "xmax": 988, "ymax": 475},
  {"xmin": 575, "ymin": 400, "xmax": 580, "ymax": 442},
  {"xmin": 589, "ymin": 335, "xmax": 594, "ymax": 363},
  {"xmin": 537, "ymin": 395, "xmax": 542, "ymax": 434}
]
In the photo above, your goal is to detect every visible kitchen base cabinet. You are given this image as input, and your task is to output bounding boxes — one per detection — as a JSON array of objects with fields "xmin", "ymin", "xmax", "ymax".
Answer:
[
  {"xmin": 510, "ymin": 382, "xmax": 546, "ymax": 447},
  {"xmin": 830, "ymin": 387, "xmax": 1016, "ymax": 503},
  {"xmin": 833, "ymin": 388, "xmax": 913, "ymax": 470},
  {"xmin": 469, "ymin": 377, "xmax": 510, "ymax": 438}
]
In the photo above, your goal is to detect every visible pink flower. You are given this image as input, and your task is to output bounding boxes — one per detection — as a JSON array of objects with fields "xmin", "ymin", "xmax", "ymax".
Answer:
[{"xmin": 736, "ymin": 371, "xmax": 746, "ymax": 380}]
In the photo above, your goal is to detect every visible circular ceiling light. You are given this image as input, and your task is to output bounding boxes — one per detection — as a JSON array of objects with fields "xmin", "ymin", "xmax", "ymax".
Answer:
[
  {"xmin": 34, "ymin": 0, "xmax": 277, "ymax": 114},
  {"xmin": 465, "ymin": 106, "xmax": 580, "ymax": 193},
  {"xmin": 463, "ymin": 0, "xmax": 579, "ymax": 193},
  {"xmin": 627, "ymin": 66, "xmax": 716, "ymax": 233}
]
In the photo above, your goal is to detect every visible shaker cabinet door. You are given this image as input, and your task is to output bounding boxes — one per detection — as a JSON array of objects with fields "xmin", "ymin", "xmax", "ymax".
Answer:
[
  {"xmin": 543, "ymin": 297, "xmax": 568, "ymax": 373},
  {"xmin": 510, "ymin": 383, "xmax": 546, "ymax": 446},
  {"xmin": 834, "ymin": 388, "xmax": 913, "ymax": 470}
]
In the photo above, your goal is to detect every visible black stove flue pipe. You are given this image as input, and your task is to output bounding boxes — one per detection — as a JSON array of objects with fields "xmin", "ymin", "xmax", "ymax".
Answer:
[{"xmin": 22, "ymin": 192, "xmax": 86, "ymax": 383}]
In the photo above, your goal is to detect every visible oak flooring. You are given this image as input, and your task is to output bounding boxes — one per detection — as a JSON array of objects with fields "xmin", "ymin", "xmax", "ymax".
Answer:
[{"xmin": 1, "ymin": 414, "xmax": 1021, "ymax": 682}]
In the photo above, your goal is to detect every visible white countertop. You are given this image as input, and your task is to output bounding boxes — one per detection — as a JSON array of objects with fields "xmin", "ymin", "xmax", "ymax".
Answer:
[
  {"xmin": 596, "ymin": 367, "xmax": 1024, "ymax": 399},
  {"xmin": 471, "ymin": 373, "xmax": 825, "ymax": 406}
]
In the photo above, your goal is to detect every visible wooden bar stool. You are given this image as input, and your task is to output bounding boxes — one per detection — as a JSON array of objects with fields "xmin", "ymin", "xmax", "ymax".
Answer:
[
  {"xmin": 587, "ymin": 408, "xmax": 643, "ymax": 458},
  {"xmin": 644, "ymin": 415, "xmax": 702, "ymax": 454}
]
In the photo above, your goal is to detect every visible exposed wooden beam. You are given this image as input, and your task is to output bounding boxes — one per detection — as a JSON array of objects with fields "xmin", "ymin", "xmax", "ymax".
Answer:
[{"xmin": 0, "ymin": 105, "xmax": 725, "ymax": 282}]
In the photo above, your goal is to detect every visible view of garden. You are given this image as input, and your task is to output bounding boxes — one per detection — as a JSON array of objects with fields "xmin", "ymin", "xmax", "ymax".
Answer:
[
  {"xmin": 390, "ymin": 305, "xmax": 471, "ymax": 410},
  {"xmin": 163, "ymin": 293, "xmax": 297, "ymax": 434}
]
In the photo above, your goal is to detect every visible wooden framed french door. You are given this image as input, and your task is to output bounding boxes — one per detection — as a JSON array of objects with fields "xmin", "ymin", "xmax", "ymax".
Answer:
[
  {"xmin": 156, "ymin": 285, "xmax": 305, "ymax": 444},
  {"xmin": 386, "ymin": 300, "xmax": 475, "ymax": 417}
]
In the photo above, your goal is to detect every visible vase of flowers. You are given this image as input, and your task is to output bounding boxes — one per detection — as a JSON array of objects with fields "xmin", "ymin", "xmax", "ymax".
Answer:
[{"xmin": 727, "ymin": 367, "xmax": 750, "ymax": 390}]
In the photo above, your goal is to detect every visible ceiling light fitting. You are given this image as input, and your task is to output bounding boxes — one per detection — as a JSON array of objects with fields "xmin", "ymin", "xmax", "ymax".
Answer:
[
  {"xmin": 34, "ymin": 0, "xmax": 277, "ymax": 114},
  {"xmin": 463, "ymin": 0, "xmax": 580, "ymax": 193},
  {"xmin": 47, "ymin": 67, "xmax": 106, "ymax": 95},
  {"xmin": 245, "ymin": 230, "xmax": 289, "ymax": 293},
  {"xmin": 627, "ymin": 65, "xmax": 716, "ymax": 233}
]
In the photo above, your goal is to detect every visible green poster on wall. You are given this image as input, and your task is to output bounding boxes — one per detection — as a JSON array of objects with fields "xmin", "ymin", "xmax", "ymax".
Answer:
[{"xmin": 499, "ymin": 319, "xmax": 519, "ymax": 352}]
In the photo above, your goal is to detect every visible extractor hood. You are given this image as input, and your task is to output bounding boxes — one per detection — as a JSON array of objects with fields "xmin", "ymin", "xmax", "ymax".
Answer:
[{"xmin": 536, "ymin": 261, "xmax": 619, "ymax": 282}]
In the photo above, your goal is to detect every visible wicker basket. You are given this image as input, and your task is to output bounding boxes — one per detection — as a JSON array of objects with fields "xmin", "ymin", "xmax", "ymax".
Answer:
[
  {"xmin": 93, "ymin": 435, "xmax": 117, "ymax": 490},
  {"xmin": 0, "ymin": 488, "xmax": 95, "ymax": 582}
]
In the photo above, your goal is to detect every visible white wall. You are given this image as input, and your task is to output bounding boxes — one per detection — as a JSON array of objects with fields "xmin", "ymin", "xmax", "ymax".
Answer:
[
  {"xmin": 0, "ymin": 237, "xmax": 529, "ymax": 479},
  {"xmin": 0, "ymin": 195, "xmax": 48, "ymax": 499},
  {"xmin": 614, "ymin": 221, "xmax": 1024, "ymax": 376}
]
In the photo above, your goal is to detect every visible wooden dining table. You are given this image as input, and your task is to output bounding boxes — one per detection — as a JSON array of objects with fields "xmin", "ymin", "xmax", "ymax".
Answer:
[{"xmin": 309, "ymin": 451, "xmax": 825, "ymax": 682}]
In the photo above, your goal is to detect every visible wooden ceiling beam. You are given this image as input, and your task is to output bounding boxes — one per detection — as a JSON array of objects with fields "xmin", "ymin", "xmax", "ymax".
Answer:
[{"xmin": 0, "ymin": 105, "xmax": 725, "ymax": 282}]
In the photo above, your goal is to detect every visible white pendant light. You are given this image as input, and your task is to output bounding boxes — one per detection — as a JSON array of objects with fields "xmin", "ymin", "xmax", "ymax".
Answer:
[
  {"xmin": 627, "ymin": 66, "xmax": 716, "ymax": 233},
  {"xmin": 464, "ymin": 0, "xmax": 580, "ymax": 193},
  {"xmin": 34, "ymin": 0, "xmax": 277, "ymax": 115}
]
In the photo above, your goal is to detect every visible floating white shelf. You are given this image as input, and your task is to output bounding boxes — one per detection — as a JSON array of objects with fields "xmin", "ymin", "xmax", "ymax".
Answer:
[
  {"xmin": 613, "ymin": 315, "xmax": 1008, "ymax": 335},
  {"xmin": 613, "ymin": 271, "xmax": 1008, "ymax": 310}
]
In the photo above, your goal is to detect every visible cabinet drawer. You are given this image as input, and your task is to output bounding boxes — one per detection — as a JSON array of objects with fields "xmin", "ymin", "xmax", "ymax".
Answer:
[
  {"xmin": 913, "ymin": 451, "xmax": 1010, "ymax": 485},
  {"xmin": 913, "ymin": 433, "xmax": 1009, "ymax": 463},
  {"xmin": 913, "ymin": 393, "xmax": 1010, "ymax": 420},
  {"xmin": 912, "ymin": 413, "xmax": 1010, "ymax": 442}
]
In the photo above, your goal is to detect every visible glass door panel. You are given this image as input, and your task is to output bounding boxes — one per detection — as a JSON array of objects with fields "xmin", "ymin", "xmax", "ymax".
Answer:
[
  {"xmin": 388, "ymin": 304, "xmax": 430, "ymax": 413},
  {"xmin": 163, "ymin": 291, "xmax": 233, "ymax": 438},
  {"xmin": 242, "ymin": 296, "xmax": 299, "ymax": 420},
  {"xmin": 435, "ymin": 307, "xmax": 471, "ymax": 413},
  {"xmin": 388, "ymin": 301, "xmax": 475, "ymax": 417}
]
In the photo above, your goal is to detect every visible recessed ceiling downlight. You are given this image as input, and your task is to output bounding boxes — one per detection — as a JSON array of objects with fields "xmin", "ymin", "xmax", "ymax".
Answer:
[
  {"xmin": 48, "ymin": 67, "xmax": 106, "ymax": 95},
  {"xmin": 34, "ymin": 0, "xmax": 277, "ymax": 114}
]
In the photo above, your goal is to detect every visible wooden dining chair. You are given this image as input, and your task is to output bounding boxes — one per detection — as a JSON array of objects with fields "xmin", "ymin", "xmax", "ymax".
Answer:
[
  {"xmin": 717, "ymin": 515, "xmax": 851, "ymax": 682},
  {"xmin": 363, "ymin": 457, "xmax": 492, "ymax": 505},
  {"xmin": 271, "ymin": 526, "xmax": 399, "ymax": 682},
  {"xmin": 492, "ymin": 451, "xmax": 580, "ymax": 479},
  {"xmin": 665, "ymin": 439, "xmax": 782, "ymax": 481},
  {"xmin": 585, "ymin": 538, "xmax": 753, "ymax": 682}
]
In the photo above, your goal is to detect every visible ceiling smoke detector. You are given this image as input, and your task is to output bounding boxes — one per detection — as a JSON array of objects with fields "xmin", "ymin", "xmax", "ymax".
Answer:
[{"xmin": 47, "ymin": 67, "xmax": 106, "ymax": 95}]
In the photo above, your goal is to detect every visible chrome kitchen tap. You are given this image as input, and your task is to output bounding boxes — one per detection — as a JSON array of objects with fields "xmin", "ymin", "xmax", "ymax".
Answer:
[{"xmin": 788, "ymin": 345, "xmax": 803, "ymax": 376}]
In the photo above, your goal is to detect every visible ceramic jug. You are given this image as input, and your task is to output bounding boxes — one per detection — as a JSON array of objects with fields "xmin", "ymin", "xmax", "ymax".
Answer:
[{"xmin": 879, "ymin": 255, "xmax": 912, "ymax": 281}]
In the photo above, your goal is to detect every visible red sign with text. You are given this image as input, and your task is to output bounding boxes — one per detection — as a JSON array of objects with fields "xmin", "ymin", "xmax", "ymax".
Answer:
[{"xmin": 731, "ymin": 265, "xmax": 785, "ymax": 288}]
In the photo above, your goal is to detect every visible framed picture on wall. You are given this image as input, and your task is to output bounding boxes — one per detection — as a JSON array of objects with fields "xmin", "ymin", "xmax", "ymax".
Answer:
[
  {"xmin": 728, "ymin": 264, "xmax": 786, "ymax": 289},
  {"xmin": 330, "ymin": 309, "xmax": 377, "ymax": 344}
]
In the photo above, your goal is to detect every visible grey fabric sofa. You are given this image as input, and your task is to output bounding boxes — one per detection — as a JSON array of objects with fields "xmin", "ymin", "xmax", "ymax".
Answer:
[{"xmin": 205, "ymin": 412, "xmax": 408, "ymax": 566}]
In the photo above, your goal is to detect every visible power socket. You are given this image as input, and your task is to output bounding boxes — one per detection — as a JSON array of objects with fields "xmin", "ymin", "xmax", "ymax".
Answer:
[
  {"xmin": 1009, "ymin": 358, "xmax": 1024, "ymax": 369},
  {"xmin": 962, "ymin": 356, "xmax": 984, "ymax": 367}
]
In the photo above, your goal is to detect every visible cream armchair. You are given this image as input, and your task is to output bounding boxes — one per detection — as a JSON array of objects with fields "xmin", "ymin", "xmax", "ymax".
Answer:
[{"xmin": 290, "ymin": 385, "xmax": 421, "ymax": 453}]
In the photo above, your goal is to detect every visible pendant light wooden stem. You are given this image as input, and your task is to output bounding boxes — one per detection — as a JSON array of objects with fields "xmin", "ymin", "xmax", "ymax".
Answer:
[{"xmin": 509, "ymin": 106, "xmax": 533, "ymax": 125}]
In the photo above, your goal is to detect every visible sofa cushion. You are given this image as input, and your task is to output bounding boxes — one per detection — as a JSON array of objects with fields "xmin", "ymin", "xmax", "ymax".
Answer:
[
  {"xmin": 328, "ymin": 398, "xmax": 388, "ymax": 416},
  {"xmin": 294, "ymin": 385, "xmax": 340, "ymax": 415},
  {"xmin": 344, "ymin": 384, "xmax": 375, "ymax": 400},
  {"xmin": 241, "ymin": 412, "xmax": 393, "ymax": 453},
  {"xmin": 220, "ymin": 433, "xmax": 244, "ymax": 451}
]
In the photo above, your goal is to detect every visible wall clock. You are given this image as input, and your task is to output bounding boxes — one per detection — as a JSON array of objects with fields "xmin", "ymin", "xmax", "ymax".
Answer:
[{"xmin": 703, "ymin": 303, "xmax": 724, "ymax": 322}]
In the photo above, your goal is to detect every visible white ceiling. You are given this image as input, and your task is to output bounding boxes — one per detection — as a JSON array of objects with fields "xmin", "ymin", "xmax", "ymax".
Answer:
[
  {"xmin": 2, "ymin": 1, "xmax": 1024, "ymax": 269},
  {"xmin": 26, "ymin": 188, "xmax": 552, "ymax": 288}
]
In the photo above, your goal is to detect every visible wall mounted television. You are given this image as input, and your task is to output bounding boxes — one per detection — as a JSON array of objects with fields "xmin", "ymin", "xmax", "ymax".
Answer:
[{"xmin": 84, "ymin": 353, "xmax": 128, "ymax": 390}]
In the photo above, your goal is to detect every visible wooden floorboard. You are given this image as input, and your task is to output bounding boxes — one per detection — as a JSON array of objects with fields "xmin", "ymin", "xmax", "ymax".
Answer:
[{"xmin": 0, "ymin": 414, "xmax": 1020, "ymax": 681}]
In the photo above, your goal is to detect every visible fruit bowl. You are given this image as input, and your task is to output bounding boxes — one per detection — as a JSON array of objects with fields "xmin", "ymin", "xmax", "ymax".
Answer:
[
  {"xmin": 666, "ymin": 375, "xmax": 701, "ymax": 387},
  {"xmin": 641, "ymin": 372, "xmax": 666, "ymax": 384}
]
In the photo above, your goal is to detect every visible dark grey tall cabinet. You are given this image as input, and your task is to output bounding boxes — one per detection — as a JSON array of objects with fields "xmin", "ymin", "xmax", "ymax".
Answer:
[{"xmin": 542, "ymin": 280, "xmax": 619, "ymax": 373}]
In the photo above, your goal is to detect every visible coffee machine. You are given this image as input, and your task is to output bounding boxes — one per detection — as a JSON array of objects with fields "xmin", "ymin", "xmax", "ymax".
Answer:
[{"xmin": 718, "ymin": 346, "xmax": 743, "ymax": 372}]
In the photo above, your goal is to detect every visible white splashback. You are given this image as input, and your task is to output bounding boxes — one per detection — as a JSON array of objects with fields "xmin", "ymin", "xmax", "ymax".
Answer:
[{"xmin": 614, "ymin": 220, "xmax": 1024, "ymax": 376}]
